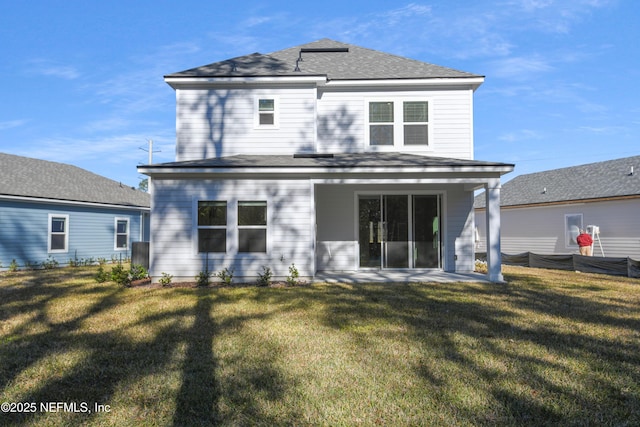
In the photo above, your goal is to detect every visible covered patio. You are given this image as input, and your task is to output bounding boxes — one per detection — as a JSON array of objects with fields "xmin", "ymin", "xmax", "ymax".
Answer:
[{"xmin": 314, "ymin": 270, "xmax": 491, "ymax": 284}]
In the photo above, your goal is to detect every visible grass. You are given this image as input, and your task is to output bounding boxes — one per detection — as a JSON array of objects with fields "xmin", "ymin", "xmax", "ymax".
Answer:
[{"xmin": 1, "ymin": 265, "xmax": 639, "ymax": 426}]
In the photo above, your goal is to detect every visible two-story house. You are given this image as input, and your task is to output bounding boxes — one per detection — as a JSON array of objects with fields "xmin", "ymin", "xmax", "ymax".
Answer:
[{"xmin": 138, "ymin": 39, "xmax": 513, "ymax": 283}]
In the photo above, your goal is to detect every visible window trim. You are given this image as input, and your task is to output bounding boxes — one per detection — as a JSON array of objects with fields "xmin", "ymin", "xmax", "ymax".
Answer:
[
  {"xmin": 238, "ymin": 200, "xmax": 268, "ymax": 253},
  {"xmin": 196, "ymin": 200, "xmax": 228, "ymax": 254},
  {"xmin": 254, "ymin": 96, "xmax": 279, "ymax": 129},
  {"xmin": 48, "ymin": 214, "xmax": 69, "ymax": 254},
  {"xmin": 364, "ymin": 98, "xmax": 432, "ymax": 150},
  {"xmin": 114, "ymin": 217, "xmax": 130, "ymax": 251},
  {"xmin": 565, "ymin": 213, "xmax": 583, "ymax": 249}
]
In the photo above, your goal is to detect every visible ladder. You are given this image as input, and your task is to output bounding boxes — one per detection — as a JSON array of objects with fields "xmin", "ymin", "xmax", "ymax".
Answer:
[{"xmin": 586, "ymin": 225, "xmax": 605, "ymax": 257}]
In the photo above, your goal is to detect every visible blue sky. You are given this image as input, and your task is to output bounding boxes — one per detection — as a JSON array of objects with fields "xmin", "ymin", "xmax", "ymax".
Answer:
[{"xmin": 1, "ymin": 0, "xmax": 638, "ymax": 187}]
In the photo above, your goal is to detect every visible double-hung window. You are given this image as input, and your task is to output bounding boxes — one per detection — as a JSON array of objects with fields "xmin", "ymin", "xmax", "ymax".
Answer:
[
  {"xmin": 369, "ymin": 102, "xmax": 394, "ymax": 146},
  {"xmin": 367, "ymin": 100, "xmax": 430, "ymax": 148},
  {"xmin": 238, "ymin": 201, "xmax": 267, "ymax": 253},
  {"xmin": 198, "ymin": 201, "xmax": 227, "ymax": 253},
  {"xmin": 255, "ymin": 97, "xmax": 278, "ymax": 128},
  {"xmin": 115, "ymin": 218, "xmax": 129, "ymax": 250},
  {"xmin": 48, "ymin": 214, "xmax": 69, "ymax": 253},
  {"xmin": 403, "ymin": 101, "xmax": 429, "ymax": 145}
]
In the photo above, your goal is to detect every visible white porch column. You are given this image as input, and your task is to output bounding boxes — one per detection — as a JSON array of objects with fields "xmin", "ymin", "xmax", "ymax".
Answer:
[{"xmin": 485, "ymin": 179, "xmax": 504, "ymax": 283}]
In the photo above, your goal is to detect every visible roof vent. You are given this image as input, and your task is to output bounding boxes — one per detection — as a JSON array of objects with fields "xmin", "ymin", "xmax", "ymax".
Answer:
[
  {"xmin": 293, "ymin": 153, "xmax": 334, "ymax": 159},
  {"xmin": 630, "ymin": 166, "xmax": 635, "ymax": 176},
  {"xmin": 295, "ymin": 47, "xmax": 349, "ymax": 71}
]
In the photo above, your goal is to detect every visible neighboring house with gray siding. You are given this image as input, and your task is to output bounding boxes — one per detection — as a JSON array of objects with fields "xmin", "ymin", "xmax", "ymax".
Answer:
[
  {"xmin": 475, "ymin": 155, "xmax": 640, "ymax": 259},
  {"xmin": 0, "ymin": 153, "xmax": 150, "ymax": 269},
  {"xmin": 139, "ymin": 39, "xmax": 514, "ymax": 283}
]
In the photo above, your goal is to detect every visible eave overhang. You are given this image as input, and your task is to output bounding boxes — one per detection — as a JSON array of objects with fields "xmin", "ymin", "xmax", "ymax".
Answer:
[
  {"xmin": 164, "ymin": 75, "xmax": 485, "ymax": 90},
  {"xmin": 138, "ymin": 155, "xmax": 514, "ymax": 184}
]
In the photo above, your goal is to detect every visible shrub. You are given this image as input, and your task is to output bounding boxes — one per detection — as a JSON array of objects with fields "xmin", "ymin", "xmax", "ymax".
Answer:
[
  {"xmin": 130, "ymin": 264, "xmax": 148, "ymax": 281},
  {"xmin": 286, "ymin": 263, "xmax": 300, "ymax": 286},
  {"xmin": 195, "ymin": 270, "xmax": 211, "ymax": 287},
  {"xmin": 159, "ymin": 272, "xmax": 173, "ymax": 287},
  {"xmin": 9, "ymin": 259, "xmax": 19, "ymax": 273},
  {"xmin": 41, "ymin": 256, "xmax": 59, "ymax": 270},
  {"xmin": 95, "ymin": 265, "xmax": 110, "ymax": 283},
  {"xmin": 257, "ymin": 266, "xmax": 272, "ymax": 287},
  {"xmin": 111, "ymin": 264, "xmax": 131, "ymax": 287},
  {"xmin": 215, "ymin": 268, "xmax": 234, "ymax": 285}
]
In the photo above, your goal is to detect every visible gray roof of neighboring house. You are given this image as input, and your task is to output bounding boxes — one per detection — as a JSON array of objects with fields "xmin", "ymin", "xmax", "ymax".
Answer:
[
  {"xmin": 165, "ymin": 39, "xmax": 482, "ymax": 81},
  {"xmin": 141, "ymin": 152, "xmax": 513, "ymax": 171},
  {"xmin": 0, "ymin": 152, "xmax": 150, "ymax": 208},
  {"xmin": 474, "ymin": 155, "xmax": 640, "ymax": 208}
]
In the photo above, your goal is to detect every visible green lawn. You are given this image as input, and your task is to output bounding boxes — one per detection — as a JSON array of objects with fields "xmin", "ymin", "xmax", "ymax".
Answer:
[{"xmin": 1, "ymin": 265, "xmax": 639, "ymax": 426}]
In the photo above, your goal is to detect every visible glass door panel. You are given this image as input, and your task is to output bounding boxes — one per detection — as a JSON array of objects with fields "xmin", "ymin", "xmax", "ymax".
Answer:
[
  {"xmin": 358, "ymin": 196, "xmax": 381, "ymax": 268},
  {"xmin": 413, "ymin": 195, "xmax": 441, "ymax": 268},
  {"xmin": 383, "ymin": 195, "xmax": 409, "ymax": 268},
  {"xmin": 359, "ymin": 194, "xmax": 441, "ymax": 269}
]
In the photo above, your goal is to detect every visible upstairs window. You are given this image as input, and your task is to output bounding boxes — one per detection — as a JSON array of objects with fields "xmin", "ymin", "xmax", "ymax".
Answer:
[
  {"xmin": 238, "ymin": 201, "xmax": 267, "ymax": 253},
  {"xmin": 369, "ymin": 102, "xmax": 394, "ymax": 146},
  {"xmin": 49, "ymin": 214, "xmax": 69, "ymax": 253},
  {"xmin": 115, "ymin": 218, "xmax": 129, "ymax": 250},
  {"xmin": 255, "ymin": 97, "xmax": 279, "ymax": 128},
  {"xmin": 366, "ymin": 100, "xmax": 430, "ymax": 148},
  {"xmin": 198, "ymin": 201, "xmax": 227, "ymax": 253},
  {"xmin": 403, "ymin": 101, "xmax": 429, "ymax": 145}
]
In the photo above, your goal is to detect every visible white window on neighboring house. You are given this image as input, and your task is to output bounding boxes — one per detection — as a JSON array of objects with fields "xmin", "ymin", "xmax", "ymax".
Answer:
[
  {"xmin": 48, "ymin": 214, "xmax": 69, "ymax": 253},
  {"xmin": 565, "ymin": 213, "xmax": 583, "ymax": 249},
  {"xmin": 366, "ymin": 99, "xmax": 431, "ymax": 149},
  {"xmin": 197, "ymin": 201, "xmax": 227, "ymax": 253},
  {"xmin": 238, "ymin": 201, "xmax": 267, "ymax": 253},
  {"xmin": 115, "ymin": 218, "xmax": 130, "ymax": 250},
  {"xmin": 255, "ymin": 97, "xmax": 279, "ymax": 128}
]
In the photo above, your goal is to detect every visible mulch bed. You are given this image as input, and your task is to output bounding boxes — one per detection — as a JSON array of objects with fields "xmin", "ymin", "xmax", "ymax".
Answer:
[{"xmin": 128, "ymin": 278, "xmax": 307, "ymax": 289}]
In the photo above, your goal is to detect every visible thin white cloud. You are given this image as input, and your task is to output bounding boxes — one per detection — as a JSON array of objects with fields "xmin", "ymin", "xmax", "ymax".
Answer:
[
  {"xmin": 28, "ymin": 59, "xmax": 80, "ymax": 79},
  {"xmin": 489, "ymin": 56, "xmax": 554, "ymax": 80},
  {"xmin": 499, "ymin": 129, "xmax": 544, "ymax": 143},
  {"xmin": 0, "ymin": 119, "xmax": 28, "ymax": 130}
]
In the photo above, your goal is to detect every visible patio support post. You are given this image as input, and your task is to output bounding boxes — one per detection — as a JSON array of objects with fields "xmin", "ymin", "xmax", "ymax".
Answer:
[{"xmin": 485, "ymin": 179, "xmax": 504, "ymax": 283}]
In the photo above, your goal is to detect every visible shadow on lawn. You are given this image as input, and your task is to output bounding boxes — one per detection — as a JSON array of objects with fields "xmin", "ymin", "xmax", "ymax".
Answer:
[
  {"xmin": 0, "ymin": 271, "xmax": 290, "ymax": 425},
  {"xmin": 297, "ymin": 275, "xmax": 640, "ymax": 425},
  {"xmin": 1, "ymin": 268, "xmax": 639, "ymax": 425}
]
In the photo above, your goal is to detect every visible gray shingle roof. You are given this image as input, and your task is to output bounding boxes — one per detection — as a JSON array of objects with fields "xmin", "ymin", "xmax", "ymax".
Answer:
[
  {"xmin": 166, "ymin": 39, "xmax": 482, "ymax": 81},
  {"xmin": 142, "ymin": 153, "xmax": 513, "ymax": 171},
  {"xmin": 475, "ymin": 155, "xmax": 640, "ymax": 208},
  {"xmin": 0, "ymin": 152, "xmax": 150, "ymax": 208}
]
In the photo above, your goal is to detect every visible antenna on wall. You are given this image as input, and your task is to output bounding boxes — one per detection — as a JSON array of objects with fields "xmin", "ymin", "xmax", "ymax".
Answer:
[{"xmin": 139, "ymin": 139, "xmax": 161, "ymax": 164}]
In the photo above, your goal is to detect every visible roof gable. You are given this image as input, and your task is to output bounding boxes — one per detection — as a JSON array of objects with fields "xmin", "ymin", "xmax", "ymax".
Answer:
[
  {"xmin": 475, "ymin": 155, "xmax": 640, "ymax": 208},
  {"xmin": 0, "ymin": 153, "xmax": 150, "ymax": 208},
  {"xmin": 166, "ymin": 39, "xmax": 482, "ymax": 81}
]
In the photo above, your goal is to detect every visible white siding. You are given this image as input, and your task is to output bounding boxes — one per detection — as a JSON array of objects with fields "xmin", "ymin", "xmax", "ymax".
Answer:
[
  {"xmin": 316, "ymin": 87, "xmax": 474, "ymax": 159},
  {"xmin": 175, "ymin": 85, "xmax": 317, "ymax": 161},
  {"xmin": 445, "ymin": 187, "xmax": 476, "ymax": 272},
  {"xmin": 475, "ymin": 198, "xmax": 640, "ymax": 259},
  {"xmin": 150, "ymin": 178, "xmax": 313, "ymax": 281},
  {"xmin": 174, "ymin": 84, "xmax": 475, "ymax": 160}
]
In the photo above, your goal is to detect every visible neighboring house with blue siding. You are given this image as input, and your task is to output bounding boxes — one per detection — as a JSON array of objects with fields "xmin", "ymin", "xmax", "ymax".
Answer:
[
  {"xmin": 1, "ymin": 152, "xmax": 150, "ymax": 270},
  {"xmin": 139, "ymin": 39, "xmax": 513, "ymax": 283}
]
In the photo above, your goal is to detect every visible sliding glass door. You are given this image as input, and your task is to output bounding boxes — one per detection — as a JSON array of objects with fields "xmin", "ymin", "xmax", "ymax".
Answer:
[{"xmin": 358, "ymin": 194, "xmax": 441, "ymax": 269}]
